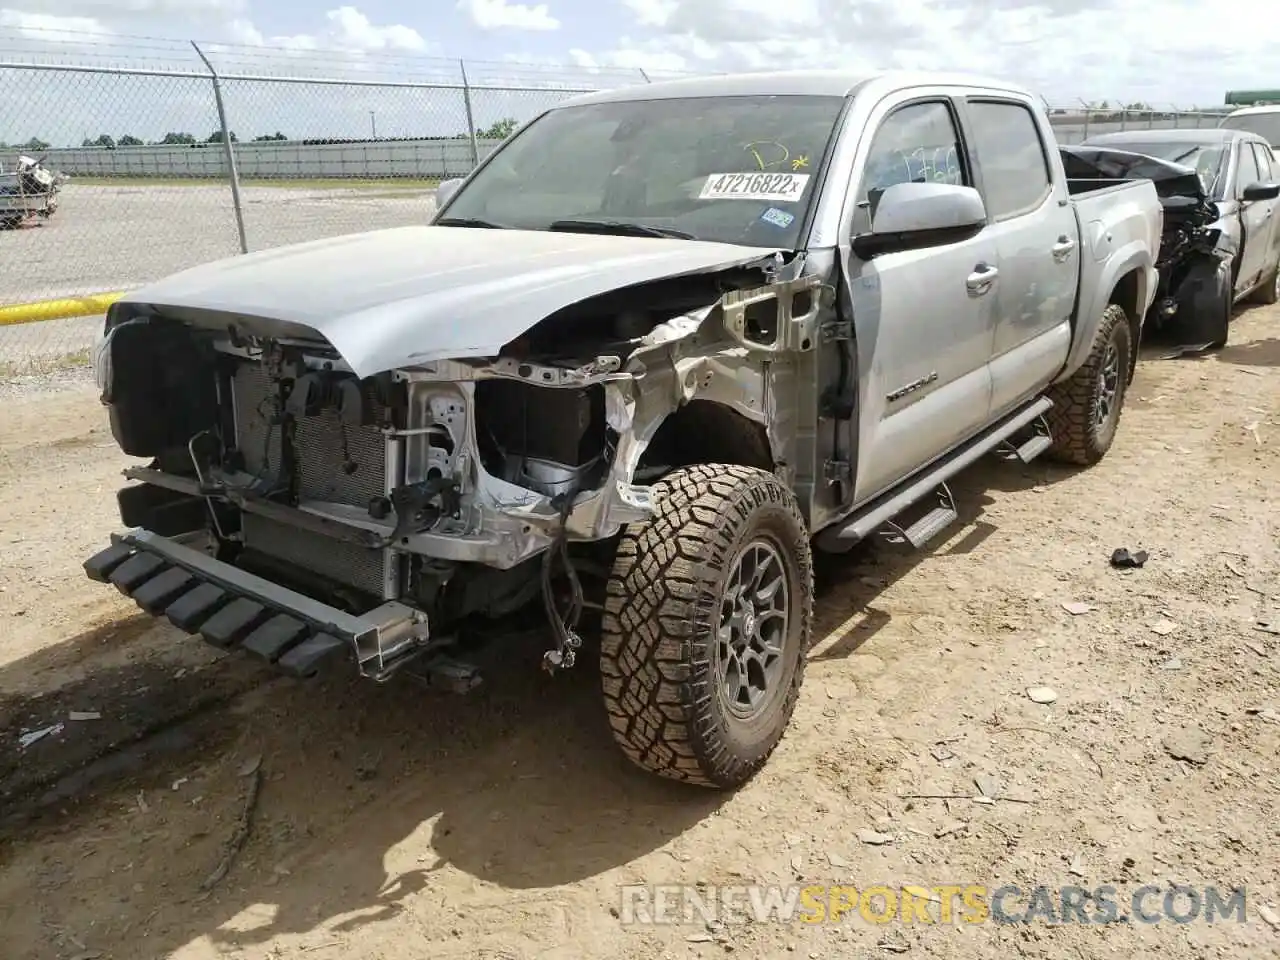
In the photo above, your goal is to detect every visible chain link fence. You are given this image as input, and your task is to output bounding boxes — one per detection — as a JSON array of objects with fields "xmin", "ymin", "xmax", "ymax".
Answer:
[{"xmin": 0, "ymin": 39, "xmax": 1237, "ymax": 376}]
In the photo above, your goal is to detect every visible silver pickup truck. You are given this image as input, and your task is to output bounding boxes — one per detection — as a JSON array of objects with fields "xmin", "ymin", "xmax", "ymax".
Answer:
[{"xmin": 86, "ymin": 70, "xmax": 1161, "ymax": 790}]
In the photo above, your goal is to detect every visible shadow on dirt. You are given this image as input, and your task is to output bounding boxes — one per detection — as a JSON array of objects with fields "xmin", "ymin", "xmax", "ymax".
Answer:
[
  {"xmin": 1137, "ymin": 302, "xmax": 1280, "ymax": 368},
  {"xmin": 1214, "ymin": 336, "xmax": 1280, "ymax": 369},
  {"xmin": 0, "ymin": 605, "xmax": 724, "ymax": 955},
  {"xmin": 0, "ymin": 615, "xmax": 268, "ymax": 831},
  {"xmin": 808, "ymin": 451, "xmax": 1073, "ymax": 660},
  {"xmin": 0, "ymin": 449, "xmax": 1083, "ymax": 957}
]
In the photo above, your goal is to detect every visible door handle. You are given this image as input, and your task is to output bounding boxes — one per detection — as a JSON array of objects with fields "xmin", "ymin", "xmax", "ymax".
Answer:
[
  {"xmin": 966, "ymin": 263, "xmax": 998, "ymax": 295},
  {"xmin": 1052, "ymin": 235, "xmax": 1076, "ymax": 260}
]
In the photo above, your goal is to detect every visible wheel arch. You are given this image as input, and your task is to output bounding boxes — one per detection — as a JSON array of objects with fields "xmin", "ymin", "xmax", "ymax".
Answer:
[
  {"xmin": 635, "ymin": 398, "xmax": 775, "ymax": 477},
  {"xmin": 1107, "ymin": 268, "xmax": 1145, "ymax": 382}
]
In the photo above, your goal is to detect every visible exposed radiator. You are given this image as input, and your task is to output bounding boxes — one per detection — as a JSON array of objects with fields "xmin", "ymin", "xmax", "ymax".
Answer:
[
  {"xmin": 241, "ymin": 513, "xmax": 387, "ymax": 597},
  {"xmin": 229, "ymin": 361, "xmax": 393, "ymax": 598}
]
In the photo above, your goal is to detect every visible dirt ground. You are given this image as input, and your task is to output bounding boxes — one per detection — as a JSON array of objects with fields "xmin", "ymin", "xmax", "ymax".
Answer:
[{"xmin": 1, "ymin": 305, "xmax": 1278, "ymax": 960}]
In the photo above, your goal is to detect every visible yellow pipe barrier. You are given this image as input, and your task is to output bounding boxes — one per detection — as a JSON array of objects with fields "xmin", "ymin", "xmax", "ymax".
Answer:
[{"xmin": 0, "ymin": 290, "xmax": 126, "ymax": 327}]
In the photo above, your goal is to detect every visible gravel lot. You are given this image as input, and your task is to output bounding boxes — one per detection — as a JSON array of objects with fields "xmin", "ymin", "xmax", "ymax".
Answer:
[
  {"xmin": 0, "ymin": 182, "xmax": 440, "ymax": 305},
  {"xmin": 1, "ymin": 303, "xmax": 1277, "ymax": 959},
  {"xmin": 0, "ymin": 182, "xmax": 439, "ymax": 373}
]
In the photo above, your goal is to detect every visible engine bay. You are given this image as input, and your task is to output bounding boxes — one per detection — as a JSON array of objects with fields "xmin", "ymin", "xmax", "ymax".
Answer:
[{"xmin": 89, "ymin": 245, "xmax": 811, "ymax": 680}]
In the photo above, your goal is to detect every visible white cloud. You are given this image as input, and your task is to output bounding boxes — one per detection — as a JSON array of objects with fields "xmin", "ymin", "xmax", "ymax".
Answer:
[
  {"xmin": 6, "ymin": 0, "xmax": 245, "ymax": 20},
  {"xmin": 459, "ymin": 0, "xmax": 559, "ymax": 31},
  {"xmin": 2, "ymin": 4, "xmax": 428, "ymax": 57},
  {"xmin": 619, "ymin": 0, "xmax": 675, "ymax": 27},
  {"xmin": 234, "ymin": 6, "xmax": 428, "ymax": 52},
  {"xmin": 0, "ymin": 10, "xmax": 111, "ymax": 39},
  {"xmin": 605, "ymin": 0, "xmax": 1280, "ymax": 107},
  {"xmin": 569, "ymin": 44, "xmax": 690, "ymax": 76}
]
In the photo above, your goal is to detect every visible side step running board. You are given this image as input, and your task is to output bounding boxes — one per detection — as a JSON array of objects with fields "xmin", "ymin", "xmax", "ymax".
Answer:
[
  {"xmin": 880, "ymin": 482, "xmax": 957, "ymax": 549},
  {"xmin": 815, "ymin": 395, "xmax": 1054, "ymax": 552},
  {"xmin": 997, "ymin": 411, "xmax": 1053, "ymax": 464}
]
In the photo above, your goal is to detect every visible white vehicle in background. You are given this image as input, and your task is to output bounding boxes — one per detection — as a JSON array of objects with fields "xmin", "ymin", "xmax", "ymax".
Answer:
[
  {"xmin": 0, "ymin": 154, "xmax": 63, "ymax": 229},
  {"xmin": 1220, "ymin": 105, "xmax": 1280, "ymax": 163}
]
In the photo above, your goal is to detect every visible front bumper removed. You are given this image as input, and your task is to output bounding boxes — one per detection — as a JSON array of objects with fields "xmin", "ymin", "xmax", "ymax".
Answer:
[{"xmin": 84, "ymin": 529, "xmax": 430, "ymax": 680}]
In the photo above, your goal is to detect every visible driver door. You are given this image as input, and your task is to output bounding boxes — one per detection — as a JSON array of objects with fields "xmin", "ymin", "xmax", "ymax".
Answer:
[{"xmin": 845, "ymin": 97, "xmax": 997, "ymax": 503}]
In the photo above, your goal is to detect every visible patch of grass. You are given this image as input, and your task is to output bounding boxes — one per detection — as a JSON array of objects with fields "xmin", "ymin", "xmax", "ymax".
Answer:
[
  {"xmin": 0, "ymin": 348, "xmax": 91, "ymax": 379},
  {"xmin": 70, "ymin": 176, "xmax": 443, "ymax": 190}
]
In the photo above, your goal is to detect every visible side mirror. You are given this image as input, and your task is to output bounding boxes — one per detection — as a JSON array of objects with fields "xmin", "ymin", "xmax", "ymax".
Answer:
[
  {"xmin": 435, "ymin": 177, "xmax": 464, "ymax": 209},
  {"xmin": 1241, "ymin": 181, "xmax": 1280, "ymax": 202},
  {"xmin": 852, "ymin": 181, "xmax": 987, "ymax": 259}
]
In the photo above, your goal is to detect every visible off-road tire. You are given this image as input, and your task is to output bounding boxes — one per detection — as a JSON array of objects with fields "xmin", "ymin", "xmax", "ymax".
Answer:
[
  {"xmin": 1251, "ymin": 259, "xmax": 1280, "ymax": 305},
  {"xmin": 1044, "ymin": 302, "xmax": 1132, "ymax": 466},
  {"xmin": 600, "ymin": 463, "xmax": 814, "ymax": 789}
]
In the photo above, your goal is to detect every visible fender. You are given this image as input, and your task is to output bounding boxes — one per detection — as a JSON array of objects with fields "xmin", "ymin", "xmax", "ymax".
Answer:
[{"xmin": 1054, "ymin": 239, "xmax": 1152, "ymax": 384}]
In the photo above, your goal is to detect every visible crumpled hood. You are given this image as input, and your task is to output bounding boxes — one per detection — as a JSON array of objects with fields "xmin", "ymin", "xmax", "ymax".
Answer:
[
  {"xmin": 118, "ymin": 225, "xmax": 780, "ymax": 378},
  {"xmin": 1060, "ymin": 145, "xmax": 1208, "ymax": 202}
]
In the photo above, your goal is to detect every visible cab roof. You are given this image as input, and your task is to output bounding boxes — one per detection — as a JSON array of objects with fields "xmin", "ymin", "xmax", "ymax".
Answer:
[{"xmin": 553, "ymin": 69, "xmax": 1036, "ymax": 108}]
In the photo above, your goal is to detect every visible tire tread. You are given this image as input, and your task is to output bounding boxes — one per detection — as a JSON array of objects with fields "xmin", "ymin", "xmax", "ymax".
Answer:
[
  {"xmin": 600, "ymin": 464, "xmax": 813, "ymax": 789},
  {"xmin": 1044, "ymin": 302, "xmax": 1131, "ymax": 466}
]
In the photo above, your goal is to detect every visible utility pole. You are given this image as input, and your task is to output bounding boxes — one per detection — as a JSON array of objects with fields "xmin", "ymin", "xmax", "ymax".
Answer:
[{"xmin": 369, "ymin": 111, "xmax": 377, "ymax": 139}]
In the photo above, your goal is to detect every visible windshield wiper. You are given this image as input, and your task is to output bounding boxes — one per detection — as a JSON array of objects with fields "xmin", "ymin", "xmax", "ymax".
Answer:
[
  {"xmin": 547, "ymin": 219, "xmax": 695, "ymax": 240},
  {"xmin": 435, "ymin": 216, "xmax": 508, "ymax": 229}
]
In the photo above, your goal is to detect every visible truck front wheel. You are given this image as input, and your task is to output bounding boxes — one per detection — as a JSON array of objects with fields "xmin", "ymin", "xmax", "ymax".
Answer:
[
  {"xmin": 1045, "ymin": 302, "xmax": 1132, "ymax": 466},
  {"xmin": 600, "ymin": 464, "xmax": 814, "ymax": 789}
]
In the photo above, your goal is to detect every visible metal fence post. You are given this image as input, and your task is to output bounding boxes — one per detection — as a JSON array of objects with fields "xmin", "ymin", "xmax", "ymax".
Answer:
[
  {"xmin": 192, "ymin": 41, "xmax": 248, "ymax": 254},
  {"xmin": 639, "ymin": 68, "xmax": 651, "ymax": 83},
  {"xmin": 459, "ymin": 59, "xmax": 480, "ymax": 169}
]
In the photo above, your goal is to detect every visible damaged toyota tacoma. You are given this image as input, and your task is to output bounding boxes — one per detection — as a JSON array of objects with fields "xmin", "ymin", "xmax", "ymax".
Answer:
[{"xmin": 86, "ymin": 71, "xmax": 1161, "ymax": 789}]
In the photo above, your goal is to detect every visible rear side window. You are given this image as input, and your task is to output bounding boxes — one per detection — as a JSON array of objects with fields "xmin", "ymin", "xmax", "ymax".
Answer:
[{"xmin": 966, "ymin": 100, "xmax": 1052, "ymax": 221}]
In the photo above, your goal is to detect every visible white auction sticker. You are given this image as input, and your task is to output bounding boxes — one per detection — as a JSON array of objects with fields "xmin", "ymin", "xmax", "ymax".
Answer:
[{"xmin": 699, "ymin": 172, "xmax": 811, "ymax": 202}]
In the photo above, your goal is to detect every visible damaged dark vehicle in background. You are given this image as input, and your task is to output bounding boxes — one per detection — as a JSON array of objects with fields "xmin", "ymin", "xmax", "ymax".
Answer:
[{"xmin": 1070, "ymin": 128, "xmax": 1280, "ymax": 348}]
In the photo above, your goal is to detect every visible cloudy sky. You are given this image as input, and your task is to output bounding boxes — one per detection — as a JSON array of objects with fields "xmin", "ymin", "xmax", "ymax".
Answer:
[{"xmin": 1, "ymin": 0, "xmax": 1277, "ymax": 145}]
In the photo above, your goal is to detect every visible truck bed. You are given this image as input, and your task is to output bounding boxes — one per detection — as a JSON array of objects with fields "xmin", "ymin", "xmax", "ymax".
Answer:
[
  {"xmin": 1063, "ymin": 174, "xmax": 1163, "ymax": 371},
  {"xmin": 1065, "ymin": 177, "xmax": 1138, "ymax": 196}
]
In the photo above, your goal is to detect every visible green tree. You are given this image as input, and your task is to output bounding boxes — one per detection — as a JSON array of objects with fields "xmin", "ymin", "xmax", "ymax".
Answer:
[
  {"xmin": 253, "ymin": 132, "xmax": 288, "ymax": 141},
  {"xmin": 22, "ymin": 137, "xmax": 50, "ymax": 151},
  {"xmin": 118, "ymin": 134, "xmax": 144, "ymax": 146},
  {"xmin": 82, "ymin": 133, "xmax": 115, "ymax": 148},
  {"xmin": 478, "ymin": 117, "xmax": 519, "ymax": 139},
  {"xmin": 158, "ymin": 132, "xmax": 197, "ymax": 145},
  {"xmin": 206, "ymin": 129, "xmax": 238, "ymax": 143}
]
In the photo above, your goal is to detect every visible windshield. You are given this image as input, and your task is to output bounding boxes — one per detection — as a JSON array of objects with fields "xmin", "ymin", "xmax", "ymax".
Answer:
[
  {"xmin": 438, "ymin": 94, "xmax": 846, "ymax": 248},
  {"xmin": 1220, "ymin": 113, "xmax": 1280, "ymax": 148},
  {"xmin": 1090, "ymin": 140, "xmax": 1227, "ymax": 197}
]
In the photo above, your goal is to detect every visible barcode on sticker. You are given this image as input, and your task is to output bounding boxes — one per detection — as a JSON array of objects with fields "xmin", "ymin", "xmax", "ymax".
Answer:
[{"xmin": 700, "ymin": 172, "xmax": 810, "ymax": 202}]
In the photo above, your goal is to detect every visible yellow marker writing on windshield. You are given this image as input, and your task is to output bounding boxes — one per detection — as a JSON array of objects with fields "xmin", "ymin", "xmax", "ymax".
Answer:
[
  {"xmin": 745, "ymin": 141, "xmax": 790, "ymax": 171},
  {"xmin": 792, "ymin": 155, "xmax": 810, "ymax": 170}
]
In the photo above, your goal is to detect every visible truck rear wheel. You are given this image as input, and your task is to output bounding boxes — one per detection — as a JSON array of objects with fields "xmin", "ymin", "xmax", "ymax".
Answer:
[
  {"xmin": 600, "ymin": 463, "xmax": 813, "ymax": 789},
  {"xmin": 1045, "ymin": 302, "xmax": 1132, "ymax": 466}
]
